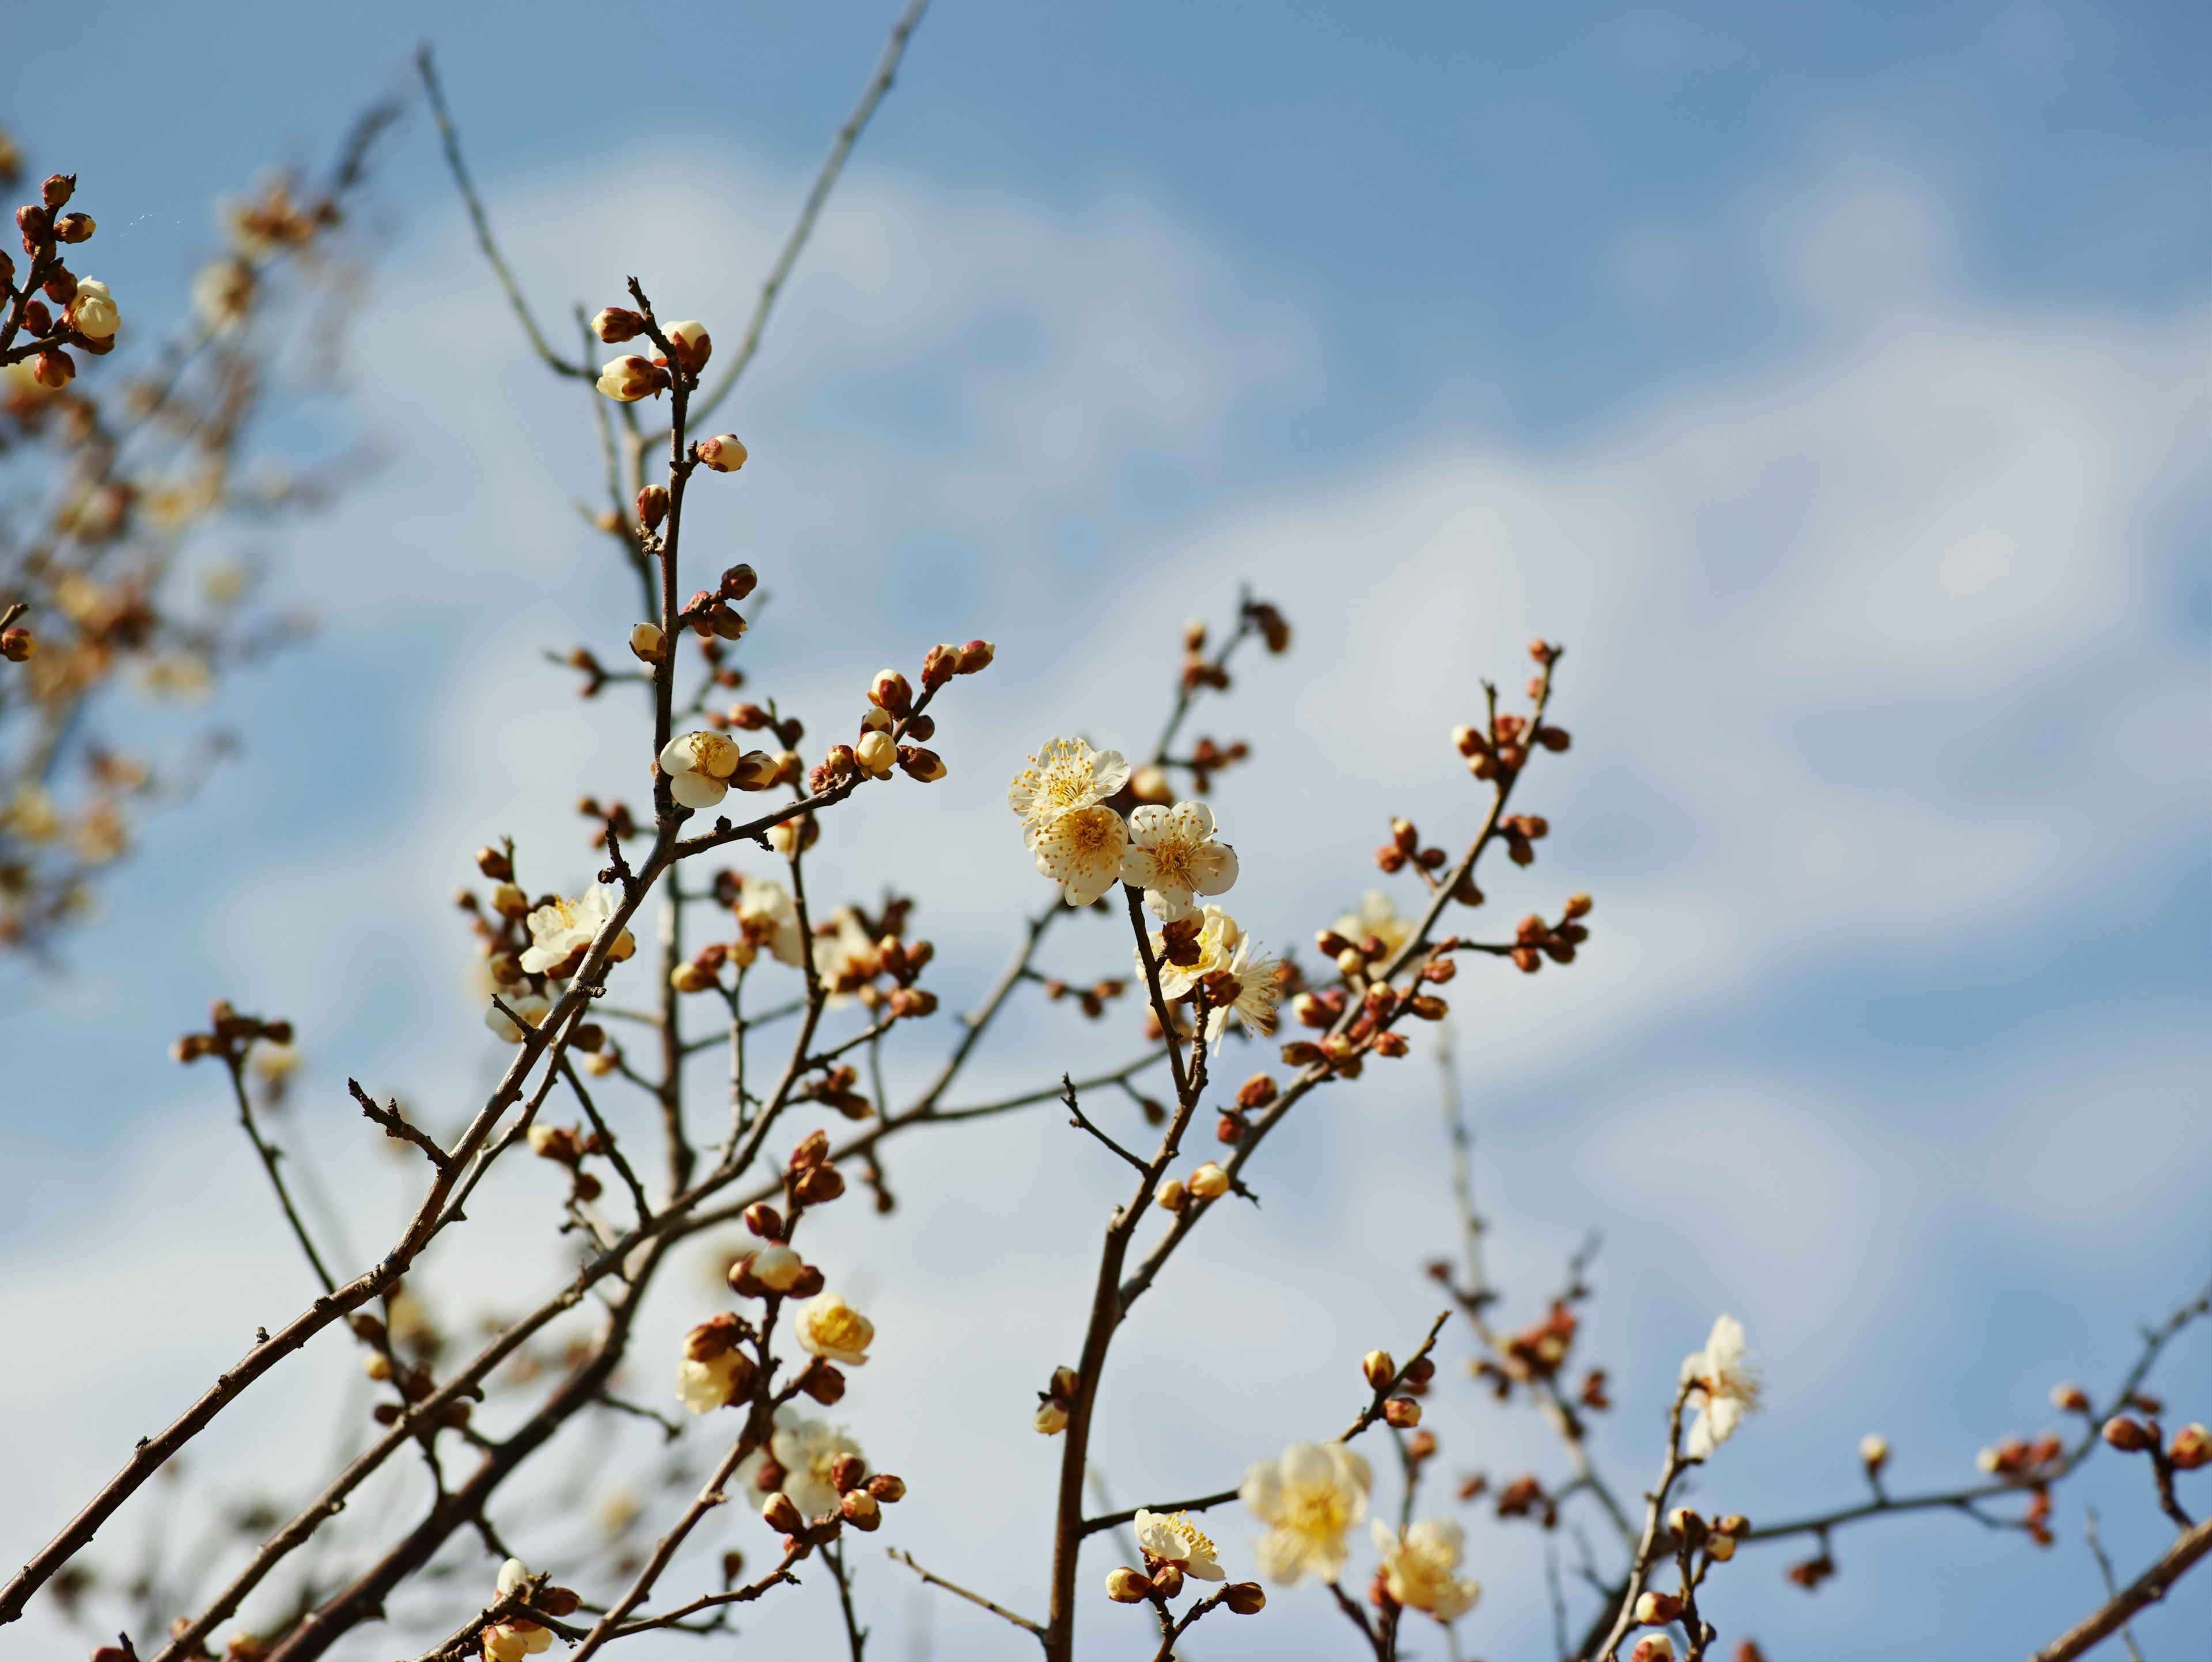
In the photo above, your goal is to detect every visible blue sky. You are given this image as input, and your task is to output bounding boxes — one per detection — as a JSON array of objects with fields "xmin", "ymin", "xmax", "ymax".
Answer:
[{"xmin": 3, "ymin": 3, "xmax": 2209, "ymax": 1658}]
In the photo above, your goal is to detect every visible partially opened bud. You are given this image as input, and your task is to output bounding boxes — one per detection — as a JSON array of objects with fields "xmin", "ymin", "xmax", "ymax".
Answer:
[
  {"xmin": 630, "ymin": 622, "xmax": 665, "ymax": 661},
  {"xmin": 956, "ymin": 639, "xmax": 995, "ymax": 673},
  {"xmin": 1188, "ymin": 1163, "xmax": 1230, "ymax": 1200},
  {"xmin": 1628, "ymin": 1637, "xmax": 1675, "ymax": 1662},
  {"xmin": 596, "ymin": 355, "xmax": 668, "ymax": 402},
  {"xmin": 840, "ymin": 1489, "xmax": 882, "ymax": 1530},
  {"xmin": 1363, "ymin": 1350, "xmax": 1396, "ymax": 1390},
  {"xmin": 67, "ymin": 277, "xmax": 118, "ymax": 339},
  {"xmin": 1634, "ymin": 1590, "xmax": 1682, "ymax": 1625},
  {"xmin": 868, "ymin": 669, "xmax": 913, "ymax": 718},
  {"xmin": 1383, "ymin": 1396, "xmax": 1422, "ymax": 1428},
  {"xmin": 1104, "ymin": 1566, "xmax": 1152, "ymax": 1604},
  {"xmin": 1155, "ymin": 1179, "xmax": 1187, "ymax": 1212},
  {"xmin": 665, "ymin": 319, "xmax": 712, "ymax": 374},
  {"xmin": 921, "ymin": 643, "xmax": 960, "ymax": 690},
  {"xmin": 698, "ymin": 434, "xmax": 748, "ymax": 472},
  {"xmin": 749, "ymin": 1244, "xmax": 805, "ymax": 1292},
  {"xmin": 761, "ymin": 1492, "xmax": 805, "ymax": 1534},
  {"xmin": 855, "ymin": 731, "xmax": 896, "ymax": 779},
  {"xmin": 1035, "ymin": 1399, "xmax": 1070, "ymax": 1434}
]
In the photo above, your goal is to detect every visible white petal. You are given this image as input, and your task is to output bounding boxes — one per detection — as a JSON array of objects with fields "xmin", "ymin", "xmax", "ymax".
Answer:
[
  {"xmin": 658, "ymin": 737, "xmax": 694, "ymax": 774},
  {"xmin": 1126, "ymin": 804, "xmax": 1169, "ymax": 846},
  {"xmin": 1120, "ymin": 846, "xmax": 1161, "ymax": 887},
  {"xmin": 1090, "ymin": 749, "xmax": 1131, "ymax": 798},
  {"xmin": 1145, "ymin": 887, "xmax": 1195, "ymax": 922},
  {"xmin": 1191, "ymin": 841, "xmax": 1238, "ymax": 895},
  {"xmin": 1169, "ymin": 799, "xmax": 1214, "ymax": 839},
  {"xmin": 671, "ymin": 771, "xmax": 728, "ymax": 809}
]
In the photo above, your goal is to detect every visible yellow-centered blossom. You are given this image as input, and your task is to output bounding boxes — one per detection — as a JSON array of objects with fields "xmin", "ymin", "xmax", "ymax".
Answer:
[
  {"xmin": 1242, "ymin": 1440, "xmax": 1372, "ymax": 1584},
  {"xmin": 1372, "ymin": 1517, "xmax": 1481, "ymax": 1620},
  {"xmin": 770, "ymin": 1406, "xmax": 863, "ymax": 1520},
  {"xmin": 1007, "ymin": 736, "xmax": 1130, "ymax": 849},
  {"xmin": 1680, "ymin": 1313, "xmax": 1762, "ymax": 1459},
  {"xmin": 1121, "ymin": 800, "xmax": 1239, "ymax": 921},
  {"xmin": 518, "ymin": 883, "xmax": 638, "ymax": 977},
  {"xmin": 1134, "ymin": 1509, "xmax": 1225, "ymax": 1580},
  {"xmin": 796, "ymin": 1291, "xmax": 875, "ymax": 1366}
]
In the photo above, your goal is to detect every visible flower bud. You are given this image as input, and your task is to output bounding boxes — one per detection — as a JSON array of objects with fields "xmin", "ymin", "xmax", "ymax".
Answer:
[
  {"xmin": 1362, "ymin": 1349, "xmax": 1396, "ymax": 1389},
  {"xmin": 67, "ymin": 278, "xmax": 117, "ymax": 339},
  {"xmin": 637, "ymin": 484, "xmax": 669, "ymax": 529},
  {"xmin": 665, "ymin": 319, "xmax": 711, "ymax": 374},
  {"xmin": 867, "ymin": 1472, "xmax": 907, "ymax": 1502},
  {"xmin": 897, "ymin": 745, "xmax": 947, "ymax": 783},
  {"xmin": 2103, "ymin": 1415, "xmax": 2154, "ymax": 1453},
  {"xmin": 0, "ymin": 627, "xmax": 35, "ymax": 662},
  {"xmin": 1188, "ymin": 1163, "xmax": 1230, "ymax": 1200},
  {"xmin": 1384, "ymin": 1396, "xmax": 1422, "ymax": 1428},
  {"xmin": 1222, "ymin": 1580, "xmax": 1267, "ymax": 1614},
  {"xmin": 1236, "ymin": 1073, "xmax": 1278, "ymax": 1109},
  {"xmin": 596, "ymin": 355, "xmax": 668, "ymax": 402},
  {"xmin": 41, "ymin": 173, "xmax": 74, "ymax": 210},
  {"xmin": 1634, "ymin": 1590, "xmax": 1682, "ymax": 1625},
  {"xmin": 698, "ymin": 434, "xmax": 748, "ymax": 472},
  {"xmin": 591, "ymin": 306, "xmax": 643, "ymax": 342},
  {"xmin": 868, "ymin": 669, "xmax": 914, "ymax": 718},
  {"xmin": 803, "ymin": 1362, "xmax": 847, "ymax": 1404},
  {"xmin": 1149, "ymin": 1563, "xmax": 1185, "ymax": 1600},
  {"xmin": 840, "ymin": 1488, "xmax": 882, "ymax": 1530},
  {"xmin": 1035, "ymin": 1399, "xmax": 1070, "ymax": 1434},
  {"xmin": 956, "ymin": 639, "xmax": 995, "ymax": 673},
  {"xmin": 629, "ymin": 622, "xmax": 666, "ymax": 661},
  {"xmin": 855, "ymin": 730, "xmax": 896, "ymax": 778},
  {"xmin": 793, "ymin": 1163, "xmax": 846, "ymax": 1205},
  {"xmin": 32, "ymin": 348, "xmax": 74, "ymax": 389},
  {"xmin": 2050, "ymin": 1381, "xmax": 2090, "ymax": 1414},
  {"xmin": 1104, "ymin": 1566, "xmax": 1152, "ymax": 1604},
  {"xmin": 55, "ymin": 213, "xmax": 94, "ymax": 244},
  {"xmin": 2169, "ymin": 1424, "xmax": 2211, "ymax": 1470},
  {"xmin": 1155, "ymin": 1179, "xmax": 1187, "ymax": 1212},
  {"xmin": 1629, "ymin": 1638, "xmax": 1675, "ymax": 1662},
  {"xmin": 762, "ymin": 1492, "xmax": 805, "ymax": 1534}
]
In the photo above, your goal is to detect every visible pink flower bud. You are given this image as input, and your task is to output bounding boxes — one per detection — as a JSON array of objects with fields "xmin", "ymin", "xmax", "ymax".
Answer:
[{"xmin": 699, "ymin": 434, "xmax": 748, "ymax": 472}]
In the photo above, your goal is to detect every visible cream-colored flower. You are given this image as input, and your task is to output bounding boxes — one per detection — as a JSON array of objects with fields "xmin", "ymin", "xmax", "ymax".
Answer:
[
  {"xmin": 486, "ymin": 991, "xmax": 552, "ymax": 1043},
  {"xmin": 1680, "ymin": 1314, "xmax": 1762, "ymax": 1459},
  {"xmin": 1007, "ymin": 737, "xmax": 1129, "ymax": 849},
  {"xmin": 1243, "ymin": 1441, "xmax": 1372, "ymax": 1584},
  {"xmin": 518, "ymin": 883, "xmax": 637, "ymax": 976},
  {"xmin": 1335, "ymin": 890, "xmax": 1416, "ymax": 962},
  {"xmin": 191, "ymin": 258, "xmax": 255, "ymax": 332},
  {"xmin": 69, "ymin": 278, "xmax": 119, "ymax": 339},
  {"xmin": 660, "ymin": 730, "xmax": 743, "ymax": 809},
  {"xmin": 795, "ymin": 1291, "xmax": 874, "ymax": 1366},
  {"xmin": 770, "ymin": 1406, "xmax": 862, "ymax": 1519},
  {"xmin": 1373, "ymin": 1517, "xmax": 1480, "ymax": 1621},
  {"xmin": 1032, "ymin": 804, "xmax": 1129, "ymax": 907},
  {"xmin": 1203, "ymin": 933, "xmax": 1283, "ymax": 1047},
  {"xmin": 810, "ymin": 907, "xmax": 882, "ymax": 1004},
  {"xmin": 1135, "ymin": 1510, "xmax": 1225, "ymax": 1580},
  {"xmin": 735, "ymin": 874, "xmax": 806, "ymax": 967},
  {"xmin": 676, "ymin": 1349, "xmax": 749, "ymax": 1414},
  {"xmin": 1138, "ymin": 904, "xmax": 1241, "ymax": 998},
  {"xmin": 1120, "ymin": 801, "xmax": 1238, "ymax": 921}
]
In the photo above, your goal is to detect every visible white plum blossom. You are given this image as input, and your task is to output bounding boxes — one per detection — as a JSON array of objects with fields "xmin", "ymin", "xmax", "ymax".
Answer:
[
  {"xmin": 1007, "ymin": 737, "xmax": 1128, "ymax": 849},
  {"xmin": 795, "ymin": 1291, "xmax": 875, "ymax": 1366},
  {"xmin": 518, "ymin": 883, "xmax": 637, "ymax": 976},
  {"xmin": 1335, "ymin": 889, "xmax": 1415, "ymax": 961},
  {"xmin": 734, "ymin": 873, "xmax": 805, "ymax": 967},
  {"xmin": 1120, "ymin": 800, "xmax": 1238, "ymax": 921},
  {"xmin": 1680, "ymin": 1314, "xmax": 1762, "ymax": 1458},
  {"xmin": 1203, "ymin": 931, "xmax": 1283, "ymax": 1047},
  {"xmin": 69, "ymin": 278, "xmax": 119, "ymax": 339},
  {"xmin": 1032, "ymin": 804, "xmax": 1130, "ymax": 907},
  {"xmin": 770, "ymin": 1407, "xmax": 862, "ymax": 1519},
  {"xmin": 1137, "ymin": 904, "xmax": 1241, "ymax": 999},
  {"xmin": 1242, "ymin": 1440, "xmax": 1372, "ymax": 1584},
  {"xmin": 660, "ymin": 730, "xmax": 743, "ymax": 809},
  {"xmin": 1373, "ymin": 1517, "xmax": 1481, "ymax": 1621},
  {"xmin": 1134, "ymin": 1509, "xmax": 1225, "ymax": 1580}
]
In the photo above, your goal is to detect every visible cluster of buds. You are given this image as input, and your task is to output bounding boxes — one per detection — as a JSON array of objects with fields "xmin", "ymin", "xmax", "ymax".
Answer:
[
  {"xmin": 1155, "ymin": 1160, "xmax": 1232, "ymax": 1214},
  {"xmin": 1374, "ymin": 816, "xmax": 1449, "ymax": 876},
  {"xmin": 1166, "ymin": 735, "xmax": 1251, "ymax": 797},
  {"xmin": 1976, "ymin": 1431, "xmax": 2065, "ymax": 1482},
  {"xmin": 525, "ymin": 1121, "xmax": 605, "ymax": 1203},
  {"xmin": 591, "ymin": 305, "xmax": 711, "ymax": 399},
  {"xmin": 1508, "ymin": 895, "xmax": 1590, "ymax": 972},
  {"xmin": 1215, "ymin": 1070, "xmax": 1277, "ymax": 1143},
  {"xmin": 1180, "ymin": 615, "xmax": 1230, "ymax": 693},
  {"xmin": 721, "ymin": 701, "xmax": 806, "ymax": 752},
  {"xmin": 1105, "ymin": 1563, "xmax": 1266, "ymax": 1614},
  {"xmin": 1034, "ymin": 1365, "xmax": 1080, "ymax": 1434},
  {"xmin": 1499, "ymin": 812, "xmax": 1548, "ymax": 867},
  {"xmin": 1041, "ymin": 974, "xmax": 1126, "ymax": 1019},
  {"xmin": 1785, "ymin": 1549, "xmax": 1836, "ymax": 1589},
  {"xmin": 170, "ymin": 1001, "xmax": 293, "ymax": 1067},
  {"xmin": 1664, "ymin": 1506, "xmax": 1749, "ymax": 1565},
  {"xmin": 479, "ymin": 1559, "xmax": 581, "ymax": 1661},
  {"xmin": 762, "ymin": 1459, "xmax": 907, "ymax": 1542},
  {"xmin": 576, "ymin": 795, "xmax": 639, "ymax": 854},
  {"xmin": 1493, "ymin": 1472, "xmax": 1558, "ymax": 1528},
  {"xmin": 8, "ymin": 172, "xmax": 117, "ymax": 392},
  {"xmin": 797, "ymin": 1063, "xmax": 873, "ymax": 1121},
  {"xmin": 1361, "ymin": 1346, "xmax": 1431, "ymax": 1427}
]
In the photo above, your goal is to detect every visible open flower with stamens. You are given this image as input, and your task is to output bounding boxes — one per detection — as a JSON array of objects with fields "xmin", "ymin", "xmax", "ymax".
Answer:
[
  {"xmin": 810, "ymin": 907, "xmax": 883, "ymax": 1004},
  {"xmin": 1202, "ymin": 933, "xmax": 1283, "ymax": 1047},
  {"xmin": 796, "ymin": 1291, "xmax": 875, "ymax": 1366},
  {"xmin": 1032, "ymin": 804, "xmax": 1129, "ymax": 906},
  {"xmin": 1135, "ymin": 1509, "xmax": 1225, "ymax": 1581},
  {"xmin": 1242, "ymin": 1440, "xmax": 1371, "ymax": 1584},
  {"xmin": 1680, "ymin": 1314, "xmax": 1762, "ymax": 1458},
  {"xmin": 1373, "ymin": 1517, "xmax": 1481, "ymax": 1620},
  {"xmin": 1138, "ymin": 904, "xmax": 1241, "ymax": 999},
  {"xmin": 769, "ymin": 1406, "xmax": 863, "ymax": 1519},
  {"xmin": 518, "ymin": 883, "xmax": 637, "ymax": 977},
  {"xmin": 1007, "ymin": 737, "xmax": 1129, "ymax": 849},
  {"xmin": 660, "ymin": 730, "xmax": 743, "ymax": 809},
  {"xmin": 1120, "ymin": 801, "xmax": 1238, "ymax": 921}
]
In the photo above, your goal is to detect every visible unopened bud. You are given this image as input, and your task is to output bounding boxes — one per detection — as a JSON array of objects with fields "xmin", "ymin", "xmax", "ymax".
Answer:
[
  {"xmin": 1224, "ymin": 1581, "xmax": 1267, "ymax": 1614},
  {"xmin": 1391, "ymin": 817, "xmax": 1418, "ymax": 855},
  {"xmin": 866, "ymin": 1472, "xmax": 907, "ymax": 1502},
  {"xmin": 1104, "ymin": 1566, "xmax": 1152, "ymax": 1604},
  {"xmin": 56, "ymin": 212, "xmax": 93, "ymax": 244},
  {"xmin": 636, "ymin": 485, "xmax": 669, "ymax": 529},
  {"xmin": 897, "ymin": 745, "xmax": 947, "ymax": 783},
  {"xmin": 868, "ymin": 669, "xmax": 913, "ymax": 718},
  {"xmin": 793, "ymin": 1163, "xmax": 846, "ymax": 1205},
  {"xmin": 839, "ymin": 1488, "xmax": 882, "ymax": 1530},
  {"xmin": 790, "ymin": 1129, "xmax": 830, "ymax": 1170},
  {"xmin": 2169, "ymin": 1424, "xmax": 2211, "ymax": 1470},
  {"xmin": 1150, "ymin": 1563, "xmax": 1185, "ymax": 1600},
  {"xmin": 1156, "ymin": 1179, "xmax": 1187, "ymax": 1212},
  {"xmin": 596, "ymin": 354, "xmax": 668, "ymax": 402},
  {"xmin": 1628, "ymin": 1638, "xmax": 1676, "ymax": 1662},
  {"xmin": 630, "ymin": 622, "xmax": 666, "ymax": 661},
  {"xmin": 1, "ymin": 627, "xmax": 37, "ymax": 661},
  {"xmin": 1363, "ymin": 1350, "xmax": 1396, "ymax": 1390},
  {"xmin": 956, "ymin": 639, "xmax": 995, "ymax": 674},
  {"xmin": 592, "ymin": 306, "xmax": 644, "ymax": 342},
  {"xmin": 1859, "ymin": 1433, "xmax": 1889, "ymax": 1472},
  {"xmin": 1384, "ymin": 1396, "xmax": 1421, "ymax": 1428},
  {"xmin": 1236, "ymin": 1073, "xmax": 1278, "ymax": 1110},
  {"xmin": 41, "ymin": 173, "xmax": 75, "ymax": 210},
  {"xmin": 1188, "ymin": 1162, "xmax": 1230, "ymax": 1200},
  {"xmin": 1634, "ymin": 1590, "xmax": 1683, "ymax": 1625},
  {"xmin": 1336, "ymin": 947, "xmax": 1367, "ymax": 978},
  {"xmin": 665, "ymin": 319, "xmax": 712, "ymax": 375},
  {"xmin": 2103, "ymin": 1416, "xmax": 2154, "ymax": 1453},
  {"xmin": 2050, "ymin": 1382, "xmax": 2090, "ymax": 1414},
  {"xmin": 761, "ymin": 1492, "xmax": 804, "ymax": 1534},
  {"xmin": 1562, "ymin": 892, "xmax": 1593, "ymax": 920},
  {"xmin": 1035, "ymin": 1399, "xmax": 1070, "ymax": 1434},
  {"xmin": 1666, "ymin": 1507, "xmax": 1705, "ymax": 1543},
  {"xmin": 803, "ymin": 1362, "xmax": 847, "ymax": 1404}
]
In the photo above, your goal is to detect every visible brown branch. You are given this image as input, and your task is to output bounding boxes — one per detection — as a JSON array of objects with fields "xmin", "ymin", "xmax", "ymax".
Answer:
[
  {"xmin": 349, "ymin": 1078, "xmax": 453, "ymax": 1171},
  {"xmin": 225, "ymin": 1054, "xmax": 338, "ymax": 1295},
  {"xmin": 2029, "ymin": 1513, "xmax": 2212, "ymax": 1662},
  {"xmin": 1338, "ymin": 1311, "xmax": 1452, "ymax": 1442},
  {"xmin": 1082, "ymin": 1487, "xmax": 1243, "ymax": 1538},
  {"xmin": 1587, "ymin": 1380, "xmax": 1699, "ymax": 1662},
  {"xmin": 888, "ymin": 1548, "xmax": 1045, "ymax": 1641},
  {"xmin": 1063, "ymin": 1073, "xmax": 1149, "ymax": 1174}
]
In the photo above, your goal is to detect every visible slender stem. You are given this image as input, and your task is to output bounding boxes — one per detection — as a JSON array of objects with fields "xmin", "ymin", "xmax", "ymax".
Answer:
[
  {"xmin": 2029, "ymin": 1513, "xmax": 2212, "ymax": 1662},
  {"xmin": 887, "ymin": 1549, "xmax": 1044, "ymax": 1641},
  {"xmin": 225, "ymin": 1056, "xmax": 337, "ymax": 1295}
]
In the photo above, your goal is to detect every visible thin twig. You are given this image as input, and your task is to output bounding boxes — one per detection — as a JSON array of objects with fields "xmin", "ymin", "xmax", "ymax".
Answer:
[
  {"xmin": 887, "ymin": 1547, "xmax": 1045, "ymax": 1641},
  {"xmin": 2028, "ymin": 1513, "xmax": 2212, "ymax": 1662},
  {"xmin": 1063, "ymin": 1074, "xmax": 1150, "ymax": 1174},
  {"xmin": 2081, "ymin": 1508, "xmax": 2145, "ymax": 1662}
]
